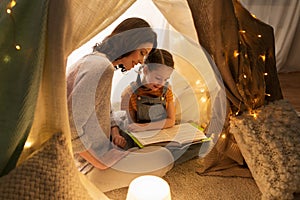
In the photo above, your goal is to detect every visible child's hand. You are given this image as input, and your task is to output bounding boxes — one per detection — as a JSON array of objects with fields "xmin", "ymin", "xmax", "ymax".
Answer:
[{"xmin": 127, "ymin": 123, "xmax": 147, "ymax": 132}]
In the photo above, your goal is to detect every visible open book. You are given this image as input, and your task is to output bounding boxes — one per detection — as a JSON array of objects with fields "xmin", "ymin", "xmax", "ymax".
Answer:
[{"xmin": 126, "ymin": 123, "xmax": 210, "ymax": 148}]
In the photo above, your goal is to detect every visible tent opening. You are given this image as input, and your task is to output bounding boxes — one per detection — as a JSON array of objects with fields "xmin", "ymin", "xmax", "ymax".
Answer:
[{"xmin": 66, "ymin": 0, "xmax": 227, "ymax": 157}]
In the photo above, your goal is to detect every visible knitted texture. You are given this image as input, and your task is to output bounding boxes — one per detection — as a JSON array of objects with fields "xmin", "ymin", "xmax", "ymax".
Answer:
[
  {"xmin": 0, "ymin": 132, "xmax": 93, "ymax": 200},
  {"xmin": 230, "ymin": 100, "xmax": 300, "ymax": 200}
]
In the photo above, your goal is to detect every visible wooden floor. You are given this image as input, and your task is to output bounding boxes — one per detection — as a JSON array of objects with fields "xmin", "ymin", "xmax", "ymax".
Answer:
[{"xmin": 278, "ymin": 72, "xmax": 300, "ymax": 114}]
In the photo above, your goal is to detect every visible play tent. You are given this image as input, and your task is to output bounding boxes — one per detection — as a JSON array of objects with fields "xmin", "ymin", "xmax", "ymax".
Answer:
[{"xmin": 0, "ymin": 0, "xmax": 299, "ymax": 199}]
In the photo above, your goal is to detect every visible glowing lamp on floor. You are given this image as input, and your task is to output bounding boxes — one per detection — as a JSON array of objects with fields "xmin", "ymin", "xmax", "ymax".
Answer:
[{"xmin": 126, "ymin": 175, "xmax": 171, "ymax": 200}]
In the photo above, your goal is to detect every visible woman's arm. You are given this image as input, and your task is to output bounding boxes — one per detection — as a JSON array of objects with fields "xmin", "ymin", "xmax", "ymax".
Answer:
[
  {"xmin": 110, "ymin": 126, "xmax": 127, "ymax": 148},
  {"xmin": 121, "ymin": 88, "xmax": 137, "ymax": 123},
  {"xmin": 79, "ymin": 146, "xmax": 129, "ymax": 170},
  {"xmin": 79, "ymin": 150, "xmax": 108, "ymax": 170}
]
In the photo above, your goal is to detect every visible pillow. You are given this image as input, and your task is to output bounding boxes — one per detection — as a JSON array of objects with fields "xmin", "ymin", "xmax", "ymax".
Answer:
[
  {"xmin": 230, "ymin": 100, "xmax": 300, "ymax": 199},
  {"xmin": 0, "ymin": 132, "xmax": 108, "ymax": 200}
]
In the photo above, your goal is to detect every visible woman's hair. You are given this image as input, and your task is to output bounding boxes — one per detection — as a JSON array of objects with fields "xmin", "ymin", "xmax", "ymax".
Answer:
[
  {"xmin": 93, "ymin": 17, "xmax": 157, "ymax": 62},
  {"xmin": 144, "ymin": 49, "xmax": 174, "ymax": 70}
]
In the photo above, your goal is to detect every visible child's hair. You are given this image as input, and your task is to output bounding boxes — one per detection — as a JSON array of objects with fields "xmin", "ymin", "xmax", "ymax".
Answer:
[
  {"xmin": 144, "ymin": 49, "xmax": 174, "ymax": 71},
  {"xmin": 93, "ymin": 17, "xmax": 157, "ymax": 62}
]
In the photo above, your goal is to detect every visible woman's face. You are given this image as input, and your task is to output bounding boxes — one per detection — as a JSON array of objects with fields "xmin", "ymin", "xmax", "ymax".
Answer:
[
  {"xmin": 143, "ymin": 65, "xmax": 173, "ymax": 91},
  {"xmin": 120, "ymin": 42, "xmax": 153, "ymax": 71}
]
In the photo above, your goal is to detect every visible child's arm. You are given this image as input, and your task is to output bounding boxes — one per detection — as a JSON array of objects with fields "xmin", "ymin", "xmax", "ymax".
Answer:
[
  {"xmin": 128, "ymin": 88, "xmax": 176, "ymax": 132},
  {"xmin": 127, "ymin": 100, "xmax": 175, "ymax": 132}
]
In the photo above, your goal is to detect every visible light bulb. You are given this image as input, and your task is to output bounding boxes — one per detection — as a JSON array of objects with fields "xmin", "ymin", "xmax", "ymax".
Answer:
[
  {"xmin": 10, "ymin": 0, "xmax": 17, "ymax": 8},
  {"xmin": 233, "ymin": 50, "xmax": 239, "ymax": 58},
  {"xmin": 260, "ymin": 55, "xmax": 266, "ymax": 62},
  {"xmin": 24, "ymin": 141, "xmax": 32, "ymax": 149},
  {"xmin": 15, "ymin": 44, "xmax": 21, "ymax": 50},
  {"xmin": 200, "ymin": 97, "xmax": 207, "ymax": 103}
]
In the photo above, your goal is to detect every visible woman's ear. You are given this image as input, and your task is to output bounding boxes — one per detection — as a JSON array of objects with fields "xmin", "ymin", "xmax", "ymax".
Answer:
[{"xmin": 143, "ymin": 65, "xmax": 149, "ymax": 75}]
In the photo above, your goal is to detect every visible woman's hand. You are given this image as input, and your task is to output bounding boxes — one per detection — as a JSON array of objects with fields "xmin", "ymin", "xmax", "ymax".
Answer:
[
  {"xmin": 111, "ymin": 126, "xmax": 127, "ymax": 148},
  {"xmin": 112, "ymin": 134, "xmax": 127, "ymax": 148}
]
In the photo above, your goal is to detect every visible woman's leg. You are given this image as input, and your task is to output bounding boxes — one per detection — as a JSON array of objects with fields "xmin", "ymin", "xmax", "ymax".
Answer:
[{"xmin": 85, "ymin": 146, "xmax": 174, "ymax": 192}]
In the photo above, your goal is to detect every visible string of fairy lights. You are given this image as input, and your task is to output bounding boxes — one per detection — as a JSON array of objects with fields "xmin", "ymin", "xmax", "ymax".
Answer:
[
  {"xmin": 4, "ymin": 0, "xmax": 271, "ymax": 126},
  {"xmin": 232, "ymin": 12, "xmax": 272, "ymax": 120},
  {"xmin": 5, "ymin": 0, "xmax": 21, "ymax": 51}
]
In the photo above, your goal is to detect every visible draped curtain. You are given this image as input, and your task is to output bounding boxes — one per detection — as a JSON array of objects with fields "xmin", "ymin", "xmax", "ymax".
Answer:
[
  {"xmin": 0, "ymin": 0, "xmax": 135, "ymax": 176},
  {"xmin": 240, "ymin": 0, "xmax": 300, "ymax": 72},
  {"xmin": 185, "ymin": 0, "xmax": 283, "ymax": 171},
  {"xmin": 0, "ymin": 0, "xmax": 294, "ymax": 178}
]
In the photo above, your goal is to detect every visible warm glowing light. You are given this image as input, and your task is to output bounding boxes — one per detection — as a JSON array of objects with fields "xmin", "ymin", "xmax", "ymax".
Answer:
[
  {"xmin": 15, "ymin": 44, "xmax": 21, "ymax": 50},
  {"xmin": 200, "ymin": 97, "xmax": 207, "ymax": 103},
  {"xmin": 3, "ymin": 55, "xmax": 11, "ymax": 63},
  {"xmin": 265, "ymin": 93, "xmax": 271, "ymax": 97},
  {"xmin": 251, "ymin": 14, "xmax": 257, "ymax": 18},
  {"xmin": 200, "ymin": 88, "xmax": 205, "ymax": 93},
  {"xmin": 257, "ymin": 34, "xmax": 262, "ymax": 38},
  {"xmin": 243, "ymin": 74, "xmax": 247, "ymax": 79},
  {"xmin": 260, "ymin": 55, "xmax": 266, "ymax": 62},
  {"xmin": 235, "ymin": 111, "xmax": 239, "ymax": 115},
  {"xmin": 251, "ymin": 113, "xmax": 257, "ymax": 119},
  {"xmin": 249, "ymin": 110, "xmax": 259, "ymax": 120},
  {"xmin": 239, "ymin": 30, "xmax": 246, "ymax": 34},
  {"xmin": 195, "ymin": 80, "xmax": 201, "ymax": 85},
  {"xmin": 126, "ymin": 175, "xmax": 171, "ymax": 200},
  {"xmin": 24, "ymin": 141, "xmax": 32, "ymax": 149},
  {"xmin": 6, "ymin": 8, "xmax": 12, "ymax": 14},
  {"xmin": 264, "ymin": 73, "xmax": 268, "ymax": 76},
  {"xmin": 9, "ymin": 0, "xmax": 17, "ymax": 8},
  {"xmin": 221, "ymin": 134, "xmax": 226, "ymax": 139},
  {"xmin": 253, "ymin": 113, "xmax": 257, "ymax": 119},
  {"xmin": 233, "ymin": 50, "xmax": 239, "ymax": 58}
]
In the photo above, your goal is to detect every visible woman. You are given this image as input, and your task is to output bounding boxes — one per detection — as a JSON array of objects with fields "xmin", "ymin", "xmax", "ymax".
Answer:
[{"xmin": 67, "ymin": 18, "xmax": 174, "ymax": 192}]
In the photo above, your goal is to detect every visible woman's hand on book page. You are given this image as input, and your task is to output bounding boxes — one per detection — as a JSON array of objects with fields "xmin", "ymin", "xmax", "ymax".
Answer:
[
  {"xmin": 111, "ymin": 126, "xmax": 127, "ymax": 148},
  {"xmin": 112, "ymin": 134, "xmax": 127, "ymax": 148}
]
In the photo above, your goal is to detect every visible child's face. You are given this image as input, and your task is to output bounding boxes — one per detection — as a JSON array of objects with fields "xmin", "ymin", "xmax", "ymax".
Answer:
[{"xmin": 143, "ymin": 65, "xmax": 173, "ymax": 91}]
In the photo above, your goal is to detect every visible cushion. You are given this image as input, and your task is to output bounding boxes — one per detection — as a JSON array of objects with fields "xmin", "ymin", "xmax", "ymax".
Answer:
[
  {"xmin": 230, "ymin": 100, "xmax": 300, "ymax": 199},
  {"xmin": 0, "ymin": 132, "xmax": 107, "ymax": 200}
]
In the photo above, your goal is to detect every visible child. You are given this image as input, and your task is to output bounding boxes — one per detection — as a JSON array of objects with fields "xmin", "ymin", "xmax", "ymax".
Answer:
[
  {"xmin": 121, "ymin": 49, "xmax": 176, "ymax": 132},
  {"xmin": 121, "ymin": 49, "xmax": 200, "ymax": 165}
]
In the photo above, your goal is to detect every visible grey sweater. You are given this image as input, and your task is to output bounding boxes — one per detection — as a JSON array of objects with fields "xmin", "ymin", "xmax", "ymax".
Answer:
[{"xmin": 67, "ymin": 52, "xmax": 121, "ymax": 174}]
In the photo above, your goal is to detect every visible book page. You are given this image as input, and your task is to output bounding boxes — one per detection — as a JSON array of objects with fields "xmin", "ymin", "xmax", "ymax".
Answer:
[{"xmin": 129, "ymin": 123, "xmax": 207, "ymax": 146}]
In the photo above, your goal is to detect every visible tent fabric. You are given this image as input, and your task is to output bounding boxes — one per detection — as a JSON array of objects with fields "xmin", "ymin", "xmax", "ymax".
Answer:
[
  {"xmin": 13, "ymin": 0, "xmax": 136, "ymax": 168},
  {"xmin": 152, "ymin": 0, "xmax": 199, "ymax": 42},
  {"xmin": 0, "ymin": 0, "xmax": 48, "ymax": 176},
  {"xmin": 0, "ymin": 0, "xmax": 297, "ymax": 198},
  {"xmin": 187, "ymin": 0, "xmax": 282, "ymax": 112},
  {"xmin": 0, "ymin": 0, "xmax": 134, "ymax": 197},
  {"xmin": 186, "ymin": 0, "xmax": 283, "ymax": 172},
  {"xmin": 241, "ymin": 0, "xmax": 300, "ymax": 73}
]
